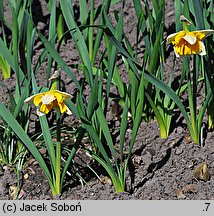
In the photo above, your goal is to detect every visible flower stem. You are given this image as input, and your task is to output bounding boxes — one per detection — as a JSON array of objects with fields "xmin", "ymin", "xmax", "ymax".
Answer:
[
  {"xmin": 55, "ymin": 111, "xmax": 61, "ymax": 194},
  {"xmin": 55, "ymin": 141, "xmax": 61, "ymax": 194},
  {"xmin": 182, "ymin": 20, "xmax": 189, "ymax": 32}
]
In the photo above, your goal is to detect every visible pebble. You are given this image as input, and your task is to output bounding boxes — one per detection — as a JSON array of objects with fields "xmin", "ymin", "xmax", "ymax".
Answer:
[{"xmin": 175, "ymin": 148, "xmax": 183, "ymax": 155}]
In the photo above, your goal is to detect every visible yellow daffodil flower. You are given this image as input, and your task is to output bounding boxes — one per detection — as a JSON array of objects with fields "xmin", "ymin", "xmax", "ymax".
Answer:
[
  {"xmin": 167, "ymin": 29, "xmax": 214, "ymax": 57},
  {"xmin": 24, "ymin": 90, "xmax": 72, "ymax": 115},
  {"xmin": 167, "ymin": 15, "xmax": 214, "ymax": 57}
]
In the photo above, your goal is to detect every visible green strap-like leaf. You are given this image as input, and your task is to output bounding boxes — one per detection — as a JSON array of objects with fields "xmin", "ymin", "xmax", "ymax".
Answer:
[
  {"xmin": 0, "ymin": 100, "xmax": 54, "ymax": 191},
  {"xmin": 60, "ymin": 0, "xmax": 93, "ymax": 87},
  {"xmin": 36, "ymin": 30, "xmax": 80, "ymax": 89}
]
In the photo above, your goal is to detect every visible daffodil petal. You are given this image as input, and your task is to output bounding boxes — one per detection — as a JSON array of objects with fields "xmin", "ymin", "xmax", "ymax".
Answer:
[
  {"xmin": 53, "ymin": 92, "xmax": 63, "ymax": 102},
  {"xmin": 65, "ymin": 105, "xmax": 72, "ymax": 115},
  {"xmin": 33, "ymin": 94, "xmax": 44, "ymax": 106},
  {"xmin": 36, "ymin": 109, "xmax": 45, "ymax": 116},
  {"xmin": 24, "ymin": 92, "xmax": 43, "ymax": 104},
  {"xmin": 199, "ymin": 42, "xmax": 206, "ymax": 56},
  {"xmin": 24, "ymin": 95, "xmax": 35, "ymax": 104},
  {"xmin": 39, "ymin": 104, "xmax": 53, "ymax": 114},
  {"xmin": 166, "ymin": 32, "xmax": 178, "ymax": 43},
  {"xmin": 58, "ymin": 102, "xmax": 67, "ymax": 113},
  {"xmin": 41, "ymin": 94, "xmax": 56, "ymax": 104},
  {"xmin": 193, "ymin": 29, "xmax": 214, "ymax": 38},
  {"xmin": 173, "ymin": 47, "xmax": 180, "ymax": 58},
  {"xmin": 182, "ymin": 34, "xmax": 197, "ymax": 45},
  {"xmin": 53, "ymin": 90, "xmax": 71, "ymax": 99}
]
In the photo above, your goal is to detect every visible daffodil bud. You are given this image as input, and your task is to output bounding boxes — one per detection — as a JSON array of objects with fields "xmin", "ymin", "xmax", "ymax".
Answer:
[{"xmin": 49, "ymin": 70, "xmax": 61, "ymax": 91}]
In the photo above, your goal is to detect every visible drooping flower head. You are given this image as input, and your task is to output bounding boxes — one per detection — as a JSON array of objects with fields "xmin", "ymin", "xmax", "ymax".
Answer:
[
  {"xmin": 24, "ymin": 90, "xmax": 72, "ymax": 115},
  {"xmin": 167, "ymin": 15, "xmax": 214, "ymax": 57}
]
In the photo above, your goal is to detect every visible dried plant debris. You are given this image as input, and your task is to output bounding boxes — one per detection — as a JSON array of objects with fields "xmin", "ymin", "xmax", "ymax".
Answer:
[
  {"xmin": 176, "ymin": 184, "xmax": 197, "ymax": 199},
  {"xmin": 193, "ymin": 162, "xmax": 210, "ymax": 181},
  {"xmin": 9, "ymin": 186, "xmax": 25, "ymax": 200},
  {"xmin": 100, "ymin": 176, "xmax": 112, "ymax": 186}
]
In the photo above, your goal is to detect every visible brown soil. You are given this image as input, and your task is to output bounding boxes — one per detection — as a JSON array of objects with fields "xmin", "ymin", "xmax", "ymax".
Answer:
[{"xmin": 1, "ymin": 0, "xmax": 214, "ymax": 200}]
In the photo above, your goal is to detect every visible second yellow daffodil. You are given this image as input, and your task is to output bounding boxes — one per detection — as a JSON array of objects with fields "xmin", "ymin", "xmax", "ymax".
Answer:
[
  {"xmin": 167, "ymin": 16, "xmax": 214, "ymax": 57},
  {"xmin": 167, "ymin": 30, "xmax": 214, "ymax": 57}
]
